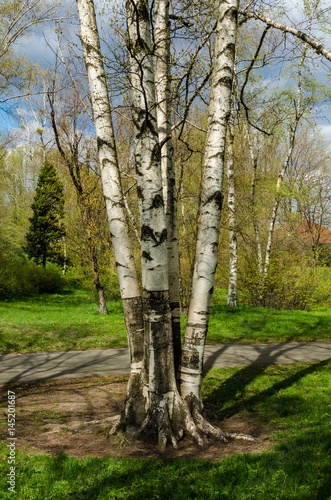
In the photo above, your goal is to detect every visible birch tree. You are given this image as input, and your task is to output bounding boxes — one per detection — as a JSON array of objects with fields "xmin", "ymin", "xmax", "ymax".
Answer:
[
  {"xmin": 75, "ymin": 0, "xmax": 253, "ymax": 448},
  {"xmin": 226, "ymin": 93, "xmax": 238, "ymax": 307}
]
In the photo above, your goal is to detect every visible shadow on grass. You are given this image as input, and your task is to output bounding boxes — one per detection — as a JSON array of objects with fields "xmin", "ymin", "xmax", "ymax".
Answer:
[{"xmin": 203, "ymin": 359, "xmax": 330, "ymax": 422}]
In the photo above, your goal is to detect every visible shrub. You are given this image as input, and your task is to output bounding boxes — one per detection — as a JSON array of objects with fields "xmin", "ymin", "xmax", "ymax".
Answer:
[
  {"xmin": 239, "ymin": 253, "xmax": 326, "ymax": 310},
  {"xmin": 0, "ymin": 254, "xmax": 66, "ymax": 299}
]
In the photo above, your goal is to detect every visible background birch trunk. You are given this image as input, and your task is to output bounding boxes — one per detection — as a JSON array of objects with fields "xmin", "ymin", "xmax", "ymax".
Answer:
[
  {"xmin": 226, "ymin": 93, "xmax": 238, "ymax": 307},
  {"xmin": 154, "ymin": 0, "xmax": 181, "ymax": 375},
  {"xmin": 76, "ymin": 0, "xmax": 144, "ymax": 375},
  {"xmin": 180, "ymin": 0, "xmax": 239, "ymax": 403},
  {"xmin": 246, "ymin": 128, "xmax": 264, "ymax": 277}
]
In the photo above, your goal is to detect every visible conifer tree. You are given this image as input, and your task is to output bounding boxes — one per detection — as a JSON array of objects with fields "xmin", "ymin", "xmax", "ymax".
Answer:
[{"xmin": 25, "ymin": 160, "xmax": 65, "ymax": 267}]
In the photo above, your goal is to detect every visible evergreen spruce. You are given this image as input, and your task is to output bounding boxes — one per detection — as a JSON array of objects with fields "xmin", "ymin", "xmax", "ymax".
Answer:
[{"xmin": 25, "ymin": 161, "xmax": 65, "ymax": 267}]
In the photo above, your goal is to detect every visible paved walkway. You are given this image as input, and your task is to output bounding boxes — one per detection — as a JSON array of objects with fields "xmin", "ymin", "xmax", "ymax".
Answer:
[{"xmin": 1, "ymin": 342, "xmax": 330, "ymax": 385}]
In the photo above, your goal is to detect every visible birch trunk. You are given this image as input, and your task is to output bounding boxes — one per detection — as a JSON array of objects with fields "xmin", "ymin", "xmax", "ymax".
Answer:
[
  {"xmin": 125, "ymin": 0, "xmax": 178, "ymax": 430},
  {"xmin": 48, "ymin": 83, "xmax": 108, "ymax": 315},
  {"xmin": 226, "ymin": 97, "xmax": 238, "ymax": 307},
  {"xmin": 246, "ymin": 129, "xmax": 264, "ymax": 277},
  {"xmin": 180, "ymin": 0, "xmax": 239, "ymax": 402},
  {"xmin": 76, "ymin": 0, "xmax": 144, "ymax": 375},
  {"xmin": 154, "ymin": 0, "xmax": 181, "ymax": 374}
]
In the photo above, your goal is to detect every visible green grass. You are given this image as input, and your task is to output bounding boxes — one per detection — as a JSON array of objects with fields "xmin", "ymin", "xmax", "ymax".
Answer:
[
  {"xmin": 205, "ymin": 303, "xmax": 331, "ymax": 344},
  {"xmin": 0, "ymin": 287, "xmax": 127, "ymax": 354},
  {"xmin": 0, "ymin": 287, "xmax": 330, "ymax": 354},
  {"xmin": 0, "ymin": 361, "xmax": 330, "ymax": 499}
]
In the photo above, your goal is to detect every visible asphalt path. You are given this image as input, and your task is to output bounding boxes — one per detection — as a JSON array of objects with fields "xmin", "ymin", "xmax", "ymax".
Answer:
[{"xmin": 1, "ymin": 342, "xmax": 330, "ymax": 385}]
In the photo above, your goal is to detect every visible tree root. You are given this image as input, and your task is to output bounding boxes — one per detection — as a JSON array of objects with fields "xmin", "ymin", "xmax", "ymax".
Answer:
[
  {"xmin": 185, "ymin": 393, "xmax": 255, "ymax": 443},
  {"xmin": 106, "ymin": 390, "xmax": 254, "ymax": 450}
]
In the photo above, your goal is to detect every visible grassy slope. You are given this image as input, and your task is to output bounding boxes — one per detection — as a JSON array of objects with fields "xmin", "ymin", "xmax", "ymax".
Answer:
[
  {"xmin": 0, "ymin": 287, "xmax": 330, "ymax": 354},
  {"xmin": 0, "ymin": 361, "xmax": 330, "ymax": 499}
]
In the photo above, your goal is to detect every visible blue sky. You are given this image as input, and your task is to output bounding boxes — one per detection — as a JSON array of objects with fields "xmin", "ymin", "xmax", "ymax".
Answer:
[{"xmin": 2, "ymin": 0, "xmax": 331, "ymax": 143}]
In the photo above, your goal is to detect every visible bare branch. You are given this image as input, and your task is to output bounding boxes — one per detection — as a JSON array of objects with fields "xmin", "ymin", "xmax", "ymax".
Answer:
[{"xmin": 242, "ymin": 11, "xmax": 331, "ymax": 62}]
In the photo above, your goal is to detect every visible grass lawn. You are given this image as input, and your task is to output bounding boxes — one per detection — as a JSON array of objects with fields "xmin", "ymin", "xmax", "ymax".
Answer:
[
  {"xmin": 0, "ymin": 361, "xmax": 330, "ymax": 499},
  {"xmin": 0, "ymin": 287, "xmax": 127, "ymax": 354},
  {"xmin": 0, "ymin": 286, "xmax": 330, "ymax": 354}
]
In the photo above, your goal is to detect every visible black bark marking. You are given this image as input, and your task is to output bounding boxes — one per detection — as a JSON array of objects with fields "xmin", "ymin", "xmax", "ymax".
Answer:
[
  {"xmin": 137, "ymin": 186, "xmax": 143, "ymax": 200},
  {"xmin": 141, "ymin": 225, "xmax": 167, "ymax": 246},
  {"xmin": 151, "ymin": 142, "xmax": 161, "ymax": 166},
  {"xmin": 115, "ymin": 261, "xmax": 128, "ymax": 268},
  {"xmin": 203, "ymin": 190, "xmax": 223, "ymax": 211},
  {"xmin": 155, "ymin": 228, "xmax": 167, "ymax": 247},
  {"xmin": 142, "ymin": 251, "xmax": 153, "ymax": 261},
  {"xmin": 141, "ymin": 225, "xmax": 154, "ymax": 242},
  {"xmin": 97, "ymin": 137, "xmax": 115, "ymax": 152},
  {"xmin": 181, "ymin": 350, "xmax": 200, "ymax": 370},
  {"xmin": 215, "ymin": 75, "xmax": 233, "ymax": 89},
  {"xmin": 151, "ymin": 194, "xmax": 164, "ymax": 209}
]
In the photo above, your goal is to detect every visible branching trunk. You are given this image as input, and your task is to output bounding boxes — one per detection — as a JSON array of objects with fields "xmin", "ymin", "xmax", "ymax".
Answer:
[
  {"xmin": 77, "ymin": 0, "xmax": 251, "ymax": 449},
  {"xmin": 125, "ymin": 0, "xmax": 177, "ymax": 421}
]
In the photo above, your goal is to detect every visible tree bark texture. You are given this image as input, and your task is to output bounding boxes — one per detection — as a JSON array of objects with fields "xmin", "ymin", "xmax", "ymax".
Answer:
[
  {"xmin": 154, "ymin": 0, "xmax": 181, "ymax": 375},
  {"xmin": 125, "ymin": 0, "xmax": 177, "ymax": 415},
  {"xmin": 76, "ymin": 0, "xmax": 144, "ymax": 373},
  {"xmin": 77, "ymin": 0, "xmax": 250, "ymax": 449},
  {"xmin": 226, "ymin": 98, "xmax": 238, "ymax": 307},
  {"xmin": 180, "ymin": 0, "xmax": 239, "ymax": 402}
]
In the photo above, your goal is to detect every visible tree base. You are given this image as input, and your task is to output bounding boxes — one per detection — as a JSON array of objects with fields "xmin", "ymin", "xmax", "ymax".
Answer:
[{"xmin": 106, "ymin": 390, "xmax": 254, "ymax": 450}]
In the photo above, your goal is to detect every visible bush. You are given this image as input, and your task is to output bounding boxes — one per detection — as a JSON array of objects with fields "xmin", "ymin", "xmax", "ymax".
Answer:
[
  {"xmin": 0, "ymin": 254, "xmax": 66, "ymax": 299},
  {"xmin": 239, "ymin": 253, "xmax": 327, "ymax": 310}
]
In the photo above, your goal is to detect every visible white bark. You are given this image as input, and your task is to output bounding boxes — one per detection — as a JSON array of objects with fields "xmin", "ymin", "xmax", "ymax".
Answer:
[
  {"xmin": 226, "ymin": 97, "xmax": 238, "ymax": 307},
  {"xmin": 126, "ymin": 0, "xmax": 176, "ymax": 403},
  {"xmin": 154, "ymin": 0, "xmax": 181, "ymax": 372},
  {"xmin": 180, "ymin": 0, "xmax": 239, "ymax": 401},
  {"xmin": 126, "ymin": 0, "xmax": 168, "ymax": 293},
  {"xmin": 246, "ymin": 127, "xmax": 263, "ymax": 276},
  {"xmin": 76, "ymin": 0, "xmax": 143, "ymax": 370}
]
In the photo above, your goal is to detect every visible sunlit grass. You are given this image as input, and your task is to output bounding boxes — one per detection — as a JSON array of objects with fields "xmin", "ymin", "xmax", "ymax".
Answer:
[
  {"xmin": 0, "ymin": 287, "xmax": 127, "ymax": 354},
  {"xmin": 0, "ymin": 286, "xmax": 330, "ymax": 354},
  {"xmin": 0, "ymin": 361, "xmax": 330, "ymax": 499}
]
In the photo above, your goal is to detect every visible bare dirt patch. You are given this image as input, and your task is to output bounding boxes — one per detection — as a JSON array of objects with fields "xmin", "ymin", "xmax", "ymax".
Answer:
[{"xmin": 0, "ymin": 375, "xmax": 273, "ymax": 460}]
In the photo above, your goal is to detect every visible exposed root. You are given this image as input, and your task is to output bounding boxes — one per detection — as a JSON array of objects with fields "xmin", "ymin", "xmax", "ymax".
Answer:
[
  {"xmin": 106, "ymin": 414, "xmax": 122, "ymax": 438},
  {"xmin": 138, "ymin": 401, "xmax": 178, "ymax": 451},
  {"xmin": 224, "ymin": 432, "xmax": 255, "ymax": 442},
  {"xmin": 106, "ymin": 386, "xmax": 254, "ymax": 449},
  {"xmin": 185, "ymin": 393, "xmax": 255, "ymax": 443}
]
